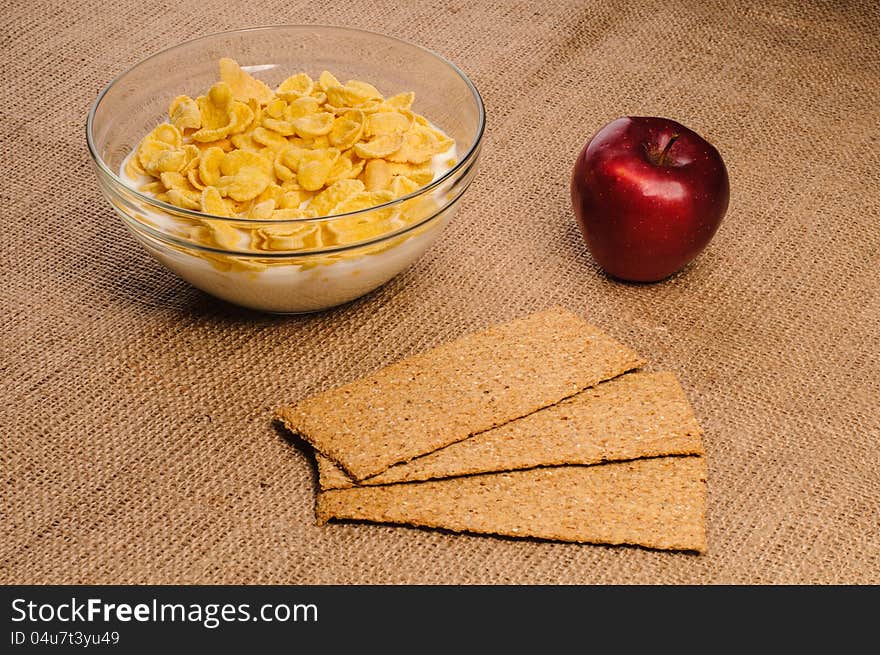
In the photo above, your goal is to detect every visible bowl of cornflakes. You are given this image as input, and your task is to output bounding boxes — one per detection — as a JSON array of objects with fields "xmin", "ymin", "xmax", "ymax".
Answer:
[{"xmin": 87, "ymin": 25, "xmax": 484, "ymax": 313}]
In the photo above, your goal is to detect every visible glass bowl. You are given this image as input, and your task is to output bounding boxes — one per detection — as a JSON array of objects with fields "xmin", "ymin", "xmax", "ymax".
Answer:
[{"xmin": 87, "ymin": 25, "xmax": 484, "ymax": 313}]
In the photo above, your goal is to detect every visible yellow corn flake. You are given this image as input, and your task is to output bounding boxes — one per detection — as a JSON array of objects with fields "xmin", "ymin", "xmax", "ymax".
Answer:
[
  {"xmin": 276, "ymin": 72, "xmax": 314, "ymax": 100},
  {"xmin": 353, "ymin": 133, "xmax": 405, "ymax": 159},
  {"xmin": 270, "ymin": 208, "xmax": 308, "ymax": 219},
  {"xmin": 360, "ymin": 99, "xmax": 386, "ymax": 114},
  {"xmin": 323, "ymin": 191, "xmax": 396, "ymax": 243},
  {"xmin": 227, "ymin": 101, "xmax": 256, "ymax": 135},
  {"xmin": 405, "ymin": 169, "xmax": 436, "ymax": 186},
  {"xmin": 385, "ymin": 91, "xmax": 415, "ymax": 111},
  {"xmin": 251, "ymin": 126, "xmax": 289, "ymax": 150},
  {"xmin": 265, "ymin": 98, "xmax": 287, "ymax": 119},
  {"xmin": 254, "ymin": 223, "xmax": 321, "ymax": 251},
  {"xmin": 148, "ymin": 123, "xmax": 183, "ymax": 147},
  {"xmin": 221, "ymin": 149, "xmax": 273, "ymax": 178},
  {"xmin": 166, "ymin": 188, "xmax": 201, "ymax": 210},
  {"xmin": 193, "ymin": 137, "xmax": 234, "ymax": 152},
  {"xmin": 187, "ymin": 224, "xmax": 210, "ymax": 242},
  {"xmin": 248, "ymin": 199, "xmax": 276, "ymax": 219},
  {"xmin": 298, "ymin": 158, "xmax": 334, "ymax": 191},
  {"xmin": 325, "ymin": 82, "xmax": 372, "ymax": 109},
  {"xmin": 389, "ymin": 174, "xmax": 422, "ymax": 198},
  {"xmin": 261, "ymin": 117, "xmax": 297, "ymax": 137},
  {"xmin": 332, "ymin": 190, "xmax": 394, "ymax": 214},
  {"xmin": 324, "ymin": 155, "xmax": 362, "ymax": 185},
  {"xmin": 399, "ymin": 195, "xmax": 441, "ymax": 224},
  {"xmin": 286, "ymin": 96, "xmax": 322, "ymax": 119},
  {"xmin": 385, "ymin": 162, "xmax": 435, "ymax": 186},
  {"xmin": 386, "ymin": 125, "xmax": 448, "ymax": 164},
  {"xmin": 138, "ymin": 180, "xmax": 165, "ymax": 194},
  {"xmin": 278, "ymin": 189, "xmax": 310, "ymax": 209},
  {"xmin": 200, "ymin": 187, "xmax": 234, "ymax": 217},
  {"xmin": 230, "ymin": 131, "xmax": 261, "ymax": 153},
  {"xmin": 300, "ymin": 146, "xmax": 339, "ymax": 166},
  {"xmin": 229, "ymin": 199, "xmax": 252, "ymax": 215},
  {"xmin": 191, "ymin": 82, "xmax": 235, "ymax": 142},
  {"xmin": 305, "ymin": 135, "xmax": 331, "ymax": 149},
  {"xmin": 318, "ymin": 70, "xmax": 341, "ymax": 92},
  {"xmin": 309, "ymin": 179, "xmax": 365, "ymax": 216},
  {"xmin": 278, "ymin": 145, "xmax": 309, "ymax": 172},
  {"xmin": 218, "ymin": 57, "xmax": 275, "ymax": 105},
  {"xmin": 187, "ymin": 168, "xmax": 206, "ymax": 190},
  {"xmin": 198, "ymin": 147, "xmax": 226, "ymax": 187},
  {"xmin": 348, "ymin": 158, "xmax": 366, "ymax": 180},
  {"xmin": 159, "ymin": 171, "xmax": 190, "ymax": 191},
  {"xmin": 193, "ymin": 247, "xmax": 267, "ymax": 273},
  {"xmin": 326, "ymin": 97, "xmax": 383, "ymax": 115},
  {"xmin": 411, "ymin": 116, "xmax": 456, "ymax": 152},
  {"xmin": 273, "ymin": 151, "xmax": 297, "ymax": 182},
  {"xmin": 280, "ymin": 176, "xmax": 306, "ymax": 190},
  {"xmin": 137, "ymin": 139, "xmax": 186, "ymax": 176},
  {"xmin": 291, "ymin": 112, "xmax": 334, "ymax": 138},
  {"xmin": 363, "ymin": 159, "xmax": 392, "ymax": 191},
  {"xmin": 169, "ymin": 96, "xmax": 201, "ymax": 131},
  {"xmin": 247, "ymin": 98, "xmax": 262, "ymax": 127},
  {"xmin": 347, "ymin": 80, "xmax": 383, "ymax": 103},
  {"xmin": 217, "ymin": 166, "xmax": 271, "ymax": 202},
  {"xmin": 328, "ymin": 110, "xmax": 364, "ymax": 150},
  {"xmin": 364, "ymin": 111, "xmax": 411, "ymax": 137},
  {"xmin": 428, "ymin": 129, "xmax": 455, "ymax": 154},
  {"xmin": 253, "ymin": 182, "xmax": 283, "ymax": 206},
  {"xmin": 125, "ymin": 154, "xmax": 146, "ymax": 179},
  {"xmin": 205, "ymin": 221, "xmax": 242, "ymax": 250},
  {"xmin": 198, "ymin": 83, "xmax": 233, "ymax": 123},
  {"xmin": 181, "ymin": 145, "xmax": 201, "ymax": 172}
]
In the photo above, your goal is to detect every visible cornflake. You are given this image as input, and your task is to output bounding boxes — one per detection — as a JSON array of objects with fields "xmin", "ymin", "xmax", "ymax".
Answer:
[{"xmin": 126, "ymin": 58, "xmax": 455, "ymax": 255}]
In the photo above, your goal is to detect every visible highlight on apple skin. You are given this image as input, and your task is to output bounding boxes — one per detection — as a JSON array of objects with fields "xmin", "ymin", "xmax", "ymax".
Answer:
[{"xmin": 570, "ymin": 116, "xmax": 730, "ymax": 282}]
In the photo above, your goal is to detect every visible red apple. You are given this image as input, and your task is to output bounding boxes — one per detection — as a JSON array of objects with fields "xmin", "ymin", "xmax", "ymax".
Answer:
[{"xmin": 570, "ymin": 116, "xmax": 729, "ymax": 282}]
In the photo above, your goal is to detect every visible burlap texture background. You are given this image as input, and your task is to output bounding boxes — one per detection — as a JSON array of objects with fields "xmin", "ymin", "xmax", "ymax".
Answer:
[{"xmin": 3, "ymin": 0, "xmax": 878, "ymax": 584}]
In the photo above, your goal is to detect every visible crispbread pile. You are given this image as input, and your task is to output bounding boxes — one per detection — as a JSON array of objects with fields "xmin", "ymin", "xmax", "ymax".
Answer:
[{"xmin": 277, "ymin": 307, "xmax": 708, "ymax": 553}]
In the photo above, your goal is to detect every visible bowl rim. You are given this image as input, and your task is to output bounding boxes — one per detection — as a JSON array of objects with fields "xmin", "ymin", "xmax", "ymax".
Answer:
[{"xmin": 86, "ymin": 24, "xmax": 485, "ymax": 227}]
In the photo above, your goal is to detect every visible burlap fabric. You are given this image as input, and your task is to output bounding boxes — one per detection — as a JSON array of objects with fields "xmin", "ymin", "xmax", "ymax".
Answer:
[{"xmin": 3, "ymin": 0, "xmax": 878, "ymax": 584}]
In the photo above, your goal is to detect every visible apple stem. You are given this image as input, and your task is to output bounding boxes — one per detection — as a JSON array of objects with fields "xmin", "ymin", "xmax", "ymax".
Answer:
[{"xmin": 658, "ymin": 134, "xmax": 680, "ymax": 167}]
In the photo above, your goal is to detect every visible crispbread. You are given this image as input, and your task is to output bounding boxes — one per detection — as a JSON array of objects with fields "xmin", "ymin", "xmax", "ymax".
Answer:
[
  {"xmin": 316, "ymin": 456, "xmax": 708, "ymax": 552},
  {"xmin": 316, "ymin": 371, "xmax": 705, "ymax": 490},
  {"xmin": 278, "ymin": 307, "xmax": 644, "ymax": 480}
]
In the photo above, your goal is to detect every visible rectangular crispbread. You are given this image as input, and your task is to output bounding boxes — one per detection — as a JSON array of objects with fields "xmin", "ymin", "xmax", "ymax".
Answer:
[
  {"xmin": 278, "ymin": 307, "xmax": 644, "ymax": 480},
  {"xmin": 316, "ymin": 456, "xmax": 707, "ymax": 552},
  {"xmin": 316, "ymin": 371, "xmax": 705, "ymax": 490}
]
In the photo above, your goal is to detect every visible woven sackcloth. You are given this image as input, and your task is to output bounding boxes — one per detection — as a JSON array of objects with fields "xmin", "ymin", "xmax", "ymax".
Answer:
[{"xmin": 2, "ymin": 0, "xmax": 878, "ymax": 584}]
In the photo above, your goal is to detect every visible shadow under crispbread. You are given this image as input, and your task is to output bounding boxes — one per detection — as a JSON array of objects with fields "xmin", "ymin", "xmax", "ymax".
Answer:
[{"xmin": 316, "ymin": 371, "xmax": 705, "ymax": 489}]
